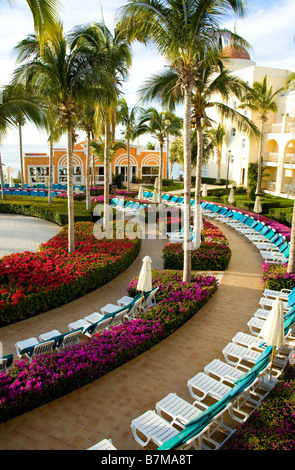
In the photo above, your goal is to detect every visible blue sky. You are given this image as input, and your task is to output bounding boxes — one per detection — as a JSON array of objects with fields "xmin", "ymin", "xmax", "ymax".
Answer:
[{"xmin": 0, "ymin": 0, "xmax": 294, "ymax": 148}]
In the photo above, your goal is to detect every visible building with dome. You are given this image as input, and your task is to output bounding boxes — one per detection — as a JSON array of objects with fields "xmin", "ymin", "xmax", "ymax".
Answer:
[{"xmin": 203, "ymin": 43, "xmax": 295, "ymax": 198}]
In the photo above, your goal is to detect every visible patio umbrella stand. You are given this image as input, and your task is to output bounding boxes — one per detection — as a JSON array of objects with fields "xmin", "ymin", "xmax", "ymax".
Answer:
[
  {"xmin": 253, "ymin": 196, "xmax": 262, "ymax": 220},
  {"xmin": 137, "ymin": 256, "xmax": 153, "ymax": 313},
  {"xmin": 259, "ymin": 297, "xmax": 286, "ymax": 385}
]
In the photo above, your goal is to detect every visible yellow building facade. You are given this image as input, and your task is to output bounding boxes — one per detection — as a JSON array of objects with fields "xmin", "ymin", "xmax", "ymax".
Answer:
[{"xmin": 205, "ymin": 45, "xmax": 295, "ymax": 198}]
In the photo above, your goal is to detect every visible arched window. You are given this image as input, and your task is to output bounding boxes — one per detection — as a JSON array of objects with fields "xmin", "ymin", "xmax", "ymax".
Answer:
[
  {"xmin": 242, "ymin": 138, "xmax": 247, "ymax": 148},
  {"xmin": 231, "ymin": 128, "xmax": 236, "ymax": 137}
]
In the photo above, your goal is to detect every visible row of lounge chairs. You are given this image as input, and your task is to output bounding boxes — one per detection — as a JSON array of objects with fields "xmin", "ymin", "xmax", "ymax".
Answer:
[
  {"xmin": 124, "ymin": 288, "xmax": 295, "ymax": 451},
  {"xmin": 2, "ymin": 287, "xmax": 158, "ymax": 367},
  {"xmin": 110, "ymin": 198, "xmax": 149, "ymax": 216},
  {"xmin": 201, "ymin": 202, "xmax": 290, "ymax": 264}
]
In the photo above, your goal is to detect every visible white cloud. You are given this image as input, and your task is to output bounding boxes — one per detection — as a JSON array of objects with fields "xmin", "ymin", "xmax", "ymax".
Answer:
[{"xmin": 225, "ymin": 0, "xmax": 295, "ymax": 70}]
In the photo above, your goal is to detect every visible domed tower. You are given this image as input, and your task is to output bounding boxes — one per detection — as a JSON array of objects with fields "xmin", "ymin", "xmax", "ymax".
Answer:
[{"xmin": 222, "ymin": 44, "xmax": 256, "ymax": 71}]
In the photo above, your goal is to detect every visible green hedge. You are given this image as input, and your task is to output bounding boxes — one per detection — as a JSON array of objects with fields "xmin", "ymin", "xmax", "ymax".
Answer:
[
  {"xmin": 268, "ymin": 207, "xmax": 293, "ymax": 226},
  {"xmin": 0, "ymin": 196, "xmax": 92, "ymax": 225}
]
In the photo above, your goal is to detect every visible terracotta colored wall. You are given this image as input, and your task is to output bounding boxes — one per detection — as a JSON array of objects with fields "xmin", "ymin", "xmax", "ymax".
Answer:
[{"xmin": 24, "ymin": 142, "xmax": 167, "ymax": 184}]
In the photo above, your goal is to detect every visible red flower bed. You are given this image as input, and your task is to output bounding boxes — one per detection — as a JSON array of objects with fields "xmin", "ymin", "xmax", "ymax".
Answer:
[{"xmin": 0, "ymin": 222, "xmax": 141, "ymax": 325}]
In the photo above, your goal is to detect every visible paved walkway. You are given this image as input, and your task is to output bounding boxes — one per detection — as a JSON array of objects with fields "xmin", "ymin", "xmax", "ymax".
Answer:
[
  {"xmin": 0, "ymin": 214, "xmax": 61, "ymax": 258},
  {"xmin": 0, "ymin": 217, "xmax": 264, "ymax": 450}
]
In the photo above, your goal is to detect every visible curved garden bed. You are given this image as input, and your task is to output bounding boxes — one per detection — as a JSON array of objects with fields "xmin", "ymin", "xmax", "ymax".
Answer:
[
  {"xmin": 162, "ymin": 219, "xmax": 231, "ymax": 271},
  {"xmin": 0, "ymin": 221, "xmax": 141, "ymax": 326},
  {"xmin": 0, "ymin": 270, "xmax": 218, "ymax": 423}
]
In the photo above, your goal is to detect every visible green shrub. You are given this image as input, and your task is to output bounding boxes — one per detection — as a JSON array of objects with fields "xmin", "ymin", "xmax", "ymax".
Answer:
[
  {"xmin": 0, "ymin": 196, "xmax": 93, "ymax": 226},
  {"xmin": 261, "ymin": 262, "xmax": 295, "ymax": 291}
]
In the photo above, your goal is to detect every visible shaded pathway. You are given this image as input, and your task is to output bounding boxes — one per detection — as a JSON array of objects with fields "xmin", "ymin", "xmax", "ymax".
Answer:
[{"xmin": 0, "ymin": 218, "xmax": 264, "ymax": 450}]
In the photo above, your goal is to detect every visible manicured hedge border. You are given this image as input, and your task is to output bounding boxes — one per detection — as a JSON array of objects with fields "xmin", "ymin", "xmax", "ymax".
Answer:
[
  {"xmin": 0, "ymin": 196, "xmax": 93, "ymax": 225},
  {"xmin": 0, "ymin": 270, "xmax": 218, "ymax": 423}
]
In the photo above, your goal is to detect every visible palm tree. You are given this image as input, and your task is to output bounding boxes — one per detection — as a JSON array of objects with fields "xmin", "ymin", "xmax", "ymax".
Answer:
[
  {"xmin": 0, "ymin": 83, "xmax": 46, "ymax": 197},
  {"xmin": 140, "ymin": 46, "xmax": 260, "ymax": 250},
  {"xmin": 117, "ymin": 0, "xmax": 249, "ymax": 282},
  {"xmin": 78, "ymin": 104, "xmax": 100, "ymax": 210},
  {"xmin": 239, "ymin": 75, "xmax": 284, "ymax": 194},
  {"xmin": 207, "ymin": 123, "xmax": 227, "ymax": 184},
  {"xmin": 116, "ymin": 98, "xmax": 142, "ymax": 191},
  {"xmin": 170, "ymin": 129, "xmax": 214, "ymax": 168},
  {"xmin": 46, "ymin": 111, "xmax": 64, "ymax": 203},
  {"xmin": 1, "ymin": 0, "xmax": 61, "ymax": 41},
  {"xmin": 13, "ymin": 24, "xmax": 111, "ymax": 252},
  {"xmin": 134, "ymin": 107, "xmax": 182, "ymax": 203},
  {"xmin": 69, "ymin": 22, "xmax": 132, "ymax": 232}
]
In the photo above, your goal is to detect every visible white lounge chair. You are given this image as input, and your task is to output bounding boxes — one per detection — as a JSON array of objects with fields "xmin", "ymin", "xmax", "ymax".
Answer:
[
  {"xmin": 130, "ymin": 409, "xmax": 180, "ymax": 448},
  {"xmin": 155, "ymin": 392, "xmax": 208, "ymax": 428},
  {"xmin": 155, "ymin": 392, "xmax": 236, "ymax": 451},
  {"xmin": 222, "ymin": 342, "xmax": 262, "ymax": 367},
  {"xmin": 0, "ymin": 354, "xmax": 13, "ymax": 372},
  {"xmin": 84, "ymin": 312, "xmax": 104, "ymax": 323},
  {"xmin": 124, "ymin": 296, "xmax": 144, "ymax": 320},
  {"xmin": 101, "ymin": 303, "xmax": 122, "ymax": 315},
  {"xmin": 68, "ymin": 318, "xmax": 92, "ymax": 332},
  {"xmin": 259, "ymin": 297, "xmax": 288, "ymax": 311},
  {"xmin": 232, "ymin": 331, "xmax": 265, "ymax": 350},
  {"xmin": 247, "ymin": 316, "xmax": 265, "ymax": 336},
  {"xmin": 15, "ymin": 337, "xmax": 39, "ymax": 356},
  {"xmin": 187, "ymin": 371, "xmax": 258, "ymax": 424},
  {"xmin": 16, "ymin": 337, "xmax": 55, "ymax": 362},
  {"xmin": 109, "ymin": 308, "xmax": 129, "ymax": 327},
  {"xmin": 83, "ymin": 315, "xmax": 114, "ymax": 337},
  {"xmin": 204, "ymin": 358, "xmax": 250, "ymax": 385},
  {"xmin": 88, "ymin": 439, "xmax": 117, "ymax": 450},
  {"xmin": 59, "ymin": 329, "xmax": 83, "ymax": 349},
  {"xmin": 187, "ymin": 371, "xmax": 232, "ymax": 402},
  {"xmin": 223, "ymin": 342, "xmax": 290, "ymax": 377},
  {"xmin": 263, "ymin": 288, "xmax": 292, "ymax": 300},
  {"xmin": 39, "ymin": 329, "xmax": 62, "ymax": 342}
]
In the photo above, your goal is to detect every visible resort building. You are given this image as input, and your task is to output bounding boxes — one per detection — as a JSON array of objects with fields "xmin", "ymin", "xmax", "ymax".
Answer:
[
  {"xmin": 24, "ymin": 141, "xmax": 167, "ymax": 187},
  {"xmin": 204, "ymin": 44, "xmax": 295, "ymax": 198}
]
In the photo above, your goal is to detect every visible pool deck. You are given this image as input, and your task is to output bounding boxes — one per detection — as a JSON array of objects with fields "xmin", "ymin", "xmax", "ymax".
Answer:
[{"xmin": 0, "ymin": 215, "xmax": 265, "ymax": 450}]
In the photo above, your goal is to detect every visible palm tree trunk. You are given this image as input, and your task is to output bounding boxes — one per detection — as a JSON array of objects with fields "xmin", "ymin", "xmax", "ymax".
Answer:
[
  {"xmin": 166, "ymin": 135, "xmax": 170, "ymax": 179},
  {"xmin": 67, "ymin": 120, "xmax": 74, "ymax": 253},
  {"xmin": 183, "ymin": 84, "xmax": 192, "ymax": 283},
  {"xmin": 85, "ymin": 131, "xmax": 91, "ymax": 211},
  {"xmin": 256, "ymin": 119, "xmax": 264, "ymax": 194},
  {"xmin": 287, "ymin": 201, "xmax": 295, "ymax": 274},
  {"xmin": 193, "ymin": 121, "xmax": 203, "ymax": 249},
  {"xmin": 18, "ymin": 122, "xmax": 24, "ymax": 190},
  {"xmin": 104, "ymin": 111, "xmax": 111, "ymax": 232},
  {"xmin": 158, "ymin": 140, "xmax": 164, "ymax": 204},
  {"xmin": 48, "ymin": 139, "xmax": 53, "ymax": 203},
  {"xmin": 0, "ymin": 152, "xmax": 5, "ymax": 200},
  {"xmin": 216, "ymin": 150, "xmax": 222, "ymax": 184},
  {"xmin": 127, "ymin": 138, "xmax": 130, "ymax": 191},
  {"xmin": 92, "ymin": 132, "xmax": 96, "ymax": 187}
]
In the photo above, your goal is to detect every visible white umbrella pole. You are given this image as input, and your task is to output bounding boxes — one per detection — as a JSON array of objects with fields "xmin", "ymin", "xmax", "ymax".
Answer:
[
  {"xmin": 269, "ymin": 346, "xmax": 275, "ymax": 381},
  {"xmin": 139, "ymin": 291, "xmax": 144, "ymax": 313}
]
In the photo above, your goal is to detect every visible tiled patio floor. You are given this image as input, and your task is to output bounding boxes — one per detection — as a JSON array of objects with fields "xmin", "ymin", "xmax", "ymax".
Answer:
[{"xmin": 0, "ymin": 216, "xmax": 264, "ymax": 450}]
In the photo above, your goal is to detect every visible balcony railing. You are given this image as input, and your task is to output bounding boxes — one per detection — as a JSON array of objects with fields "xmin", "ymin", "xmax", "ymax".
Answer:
[
  {"xmin": 264, "ymin": 119, "xmax": 295, "ymax": 134},
  {"xmin": 263, "ymin": 152, "xmax": 279, "ymax": 163}
]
